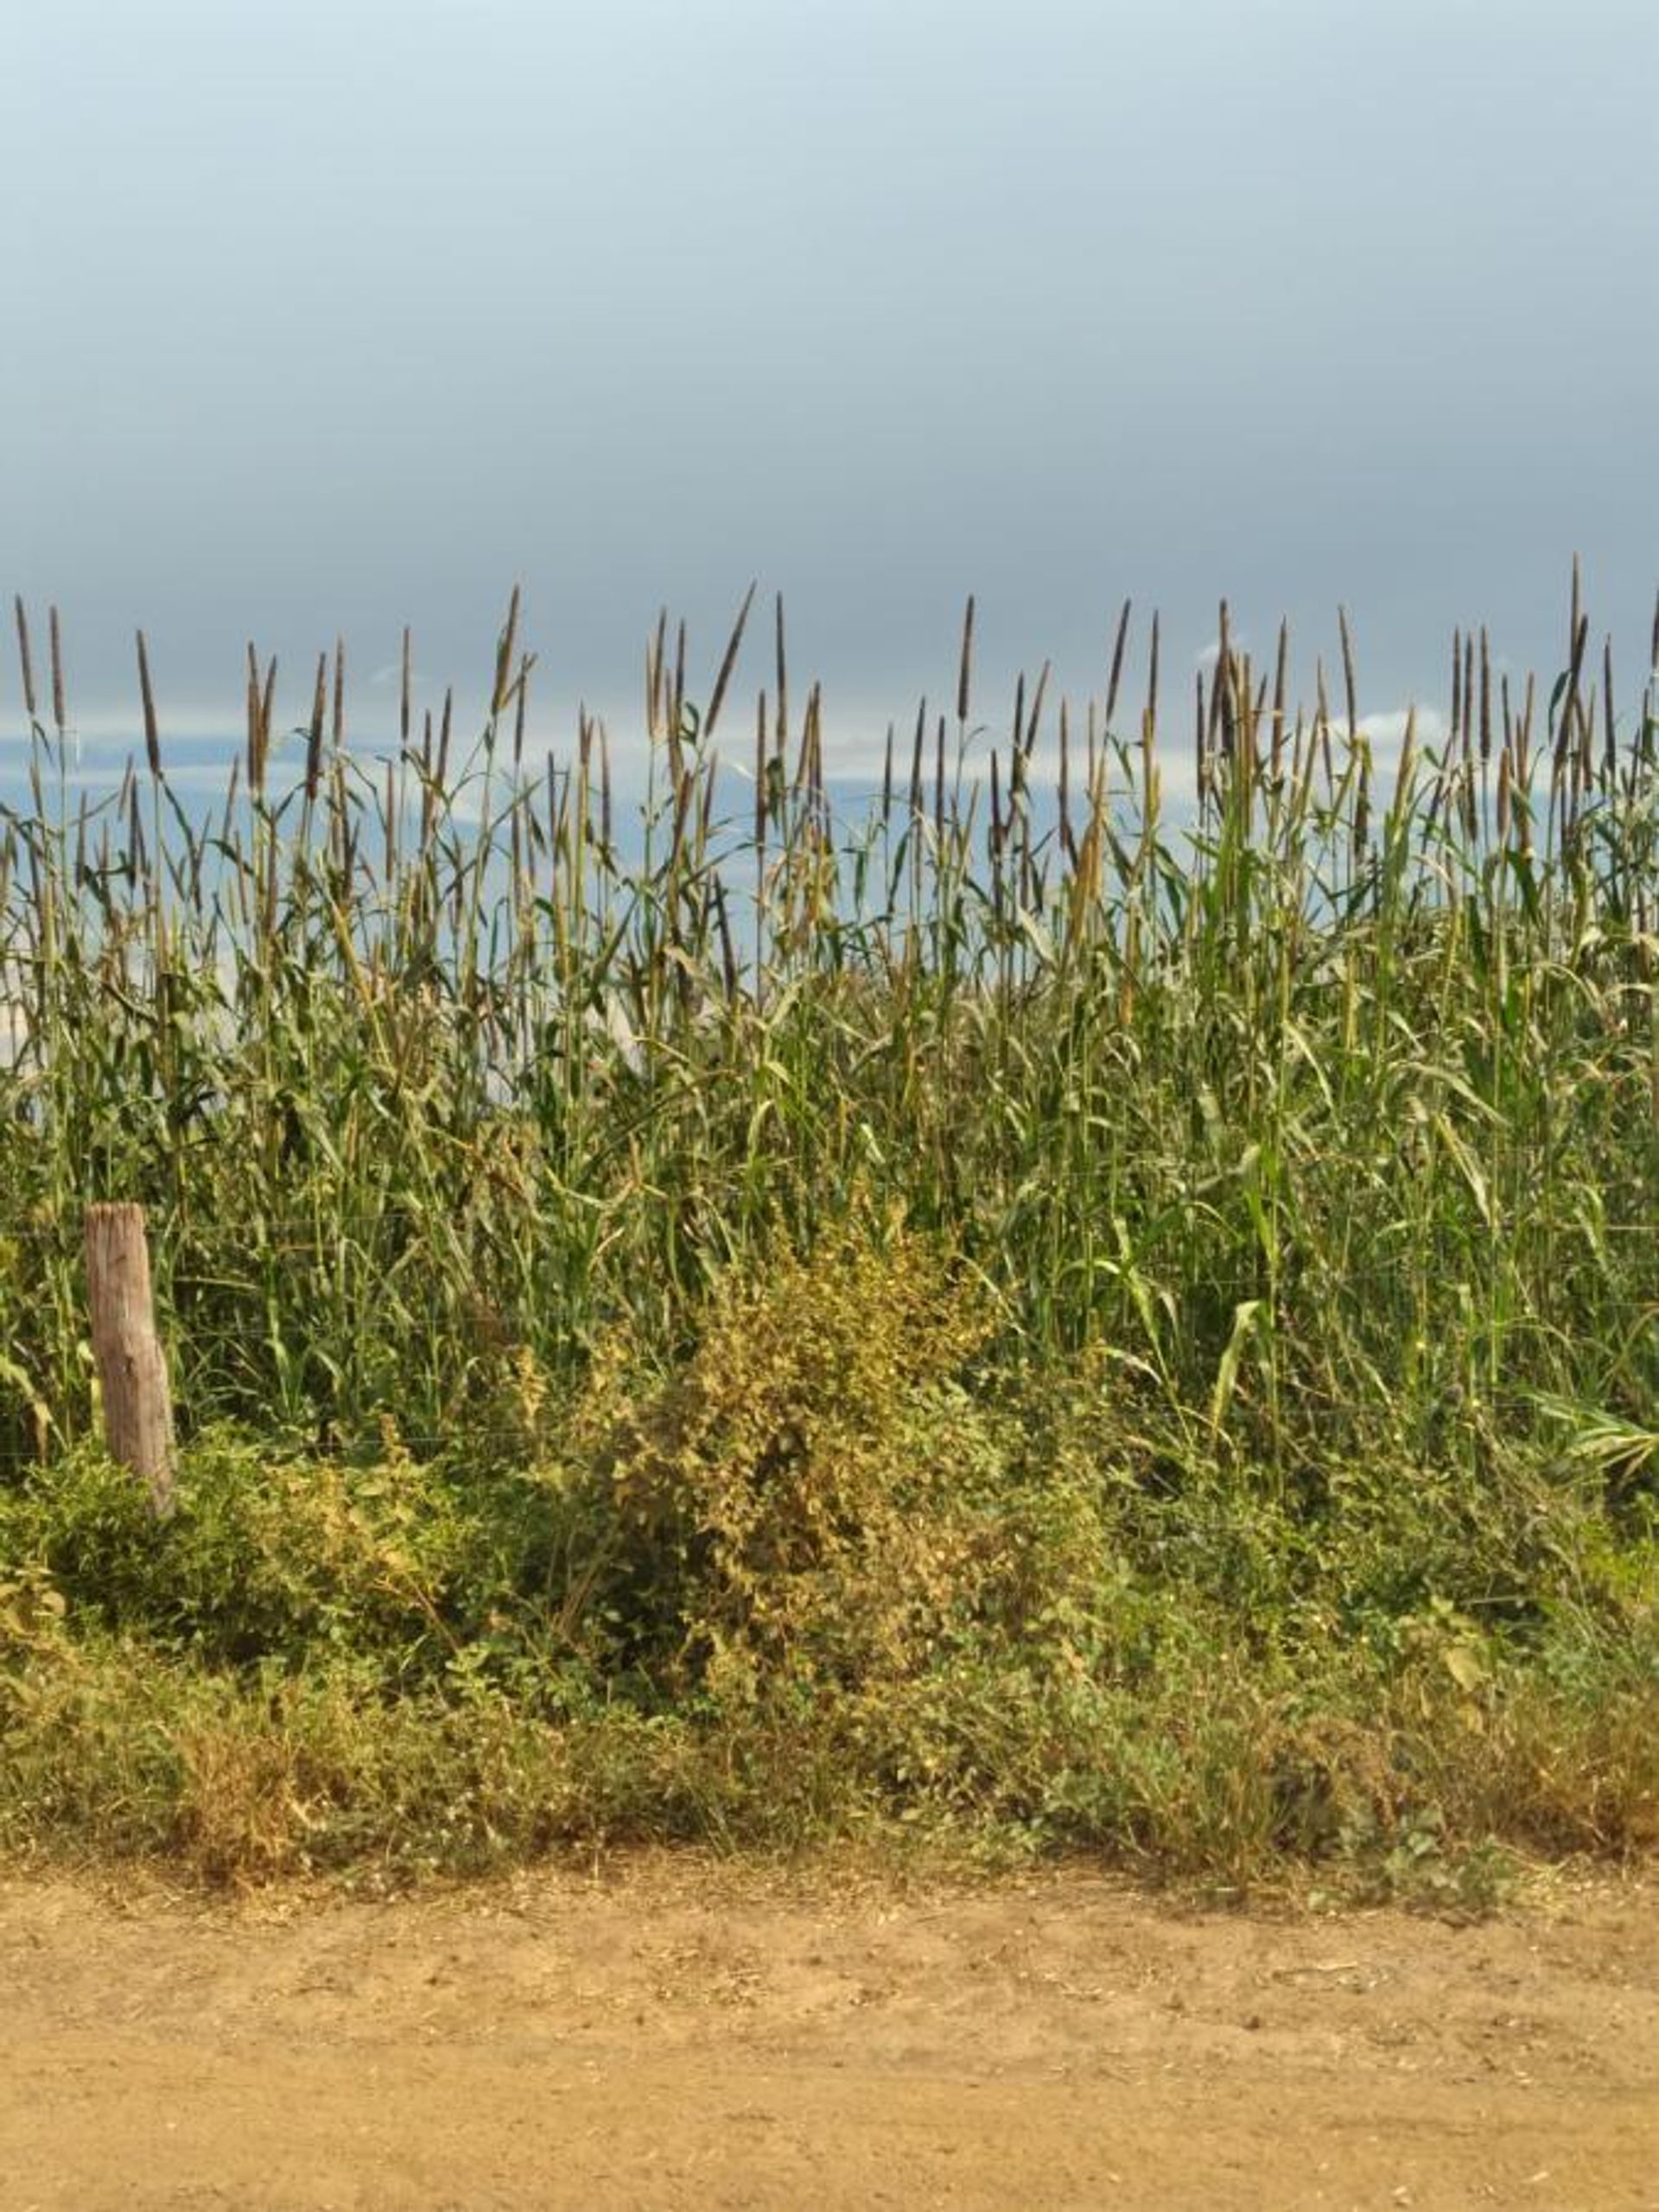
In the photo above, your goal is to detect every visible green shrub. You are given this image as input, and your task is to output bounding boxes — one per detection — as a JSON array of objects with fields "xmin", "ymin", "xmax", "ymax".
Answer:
[{"xmin": 0, "ymin": 1427, "xmax": 478, "ymax": 1675}]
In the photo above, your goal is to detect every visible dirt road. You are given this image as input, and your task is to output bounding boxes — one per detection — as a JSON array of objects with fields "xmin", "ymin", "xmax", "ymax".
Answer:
[{"xmin": 2, "ymin": 1859, "xmax": 1655, "ymax": 2210}]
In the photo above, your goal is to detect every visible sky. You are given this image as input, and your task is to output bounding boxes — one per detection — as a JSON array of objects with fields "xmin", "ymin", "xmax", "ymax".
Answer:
[{"xmin": 4, "ymin": 0, "xmax": 1656, "ymax": 771}]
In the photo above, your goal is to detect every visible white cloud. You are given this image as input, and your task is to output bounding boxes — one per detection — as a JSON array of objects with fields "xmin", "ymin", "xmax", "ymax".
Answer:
[{"xmin": 1354, "ymin": 706, "xmax": 1447, "ymax": 757}]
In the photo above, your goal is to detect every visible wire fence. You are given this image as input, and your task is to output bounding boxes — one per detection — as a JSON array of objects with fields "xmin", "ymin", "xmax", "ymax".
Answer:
[{"xmin": 1, "ymin": 1227, "xmax": 1651, "ymax": 1476}]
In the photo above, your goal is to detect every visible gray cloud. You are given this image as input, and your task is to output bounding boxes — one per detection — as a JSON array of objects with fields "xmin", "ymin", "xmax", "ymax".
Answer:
[{"xmin": 5, "ymin": 0, "xmax": 1655, "ymax": 767}]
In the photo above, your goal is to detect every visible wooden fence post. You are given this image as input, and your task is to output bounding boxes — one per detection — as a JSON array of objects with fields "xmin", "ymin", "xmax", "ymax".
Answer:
[{"xmin": 84, "ymin": 1203, "xmax": 176, "ymax": 1518}]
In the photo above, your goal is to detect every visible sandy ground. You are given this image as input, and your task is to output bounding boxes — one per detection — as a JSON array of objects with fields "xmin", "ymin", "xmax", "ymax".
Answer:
[{"xmin": 1, "ymin": 1859, "xmax": 1656, "ymax": 2212}]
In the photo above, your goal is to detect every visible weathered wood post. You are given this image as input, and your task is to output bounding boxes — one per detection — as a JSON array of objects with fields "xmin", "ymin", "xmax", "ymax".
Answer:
[{"xmin": 84, "ymin": 1203, "xmax": 176, "ymax": 1517}]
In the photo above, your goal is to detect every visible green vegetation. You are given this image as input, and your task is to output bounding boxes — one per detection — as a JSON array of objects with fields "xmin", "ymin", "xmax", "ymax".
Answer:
[{"xmin": 2, "ymin": 582, "xmax": 1656, "ymax": 1892}]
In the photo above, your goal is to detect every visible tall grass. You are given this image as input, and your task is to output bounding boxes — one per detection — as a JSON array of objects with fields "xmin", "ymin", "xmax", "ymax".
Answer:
[
  {"xmin": 3, "ymin": 575, "xmax": 1658, "ymax": 1886},
  {"xmin": 3, "ymin": 580, "xmax": 1654, "ymax": 1478}
]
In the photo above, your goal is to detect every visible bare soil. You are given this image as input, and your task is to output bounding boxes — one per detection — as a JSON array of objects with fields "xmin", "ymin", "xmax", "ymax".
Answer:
[{"xmin": 3, "ymin": 1859, "xmax": 1656, "ymax": 2211}]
